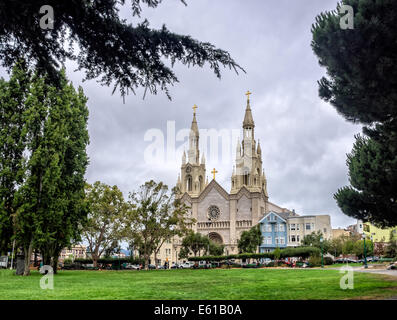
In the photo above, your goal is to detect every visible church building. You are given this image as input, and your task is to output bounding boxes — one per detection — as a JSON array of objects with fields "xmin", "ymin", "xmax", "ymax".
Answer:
[{"xmin": 175, "ymin": 92, "xmax": 296, "ymax": 255}]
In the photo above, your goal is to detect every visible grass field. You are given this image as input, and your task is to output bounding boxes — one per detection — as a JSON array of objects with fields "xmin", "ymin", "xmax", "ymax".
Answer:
[{"xmin": 0, "ymin": 268, "xmax": 396, "ymax": 300}]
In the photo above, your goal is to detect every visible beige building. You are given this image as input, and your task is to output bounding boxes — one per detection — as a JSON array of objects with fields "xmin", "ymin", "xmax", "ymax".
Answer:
[
  {"xmin": 59, "ymin": 244, "xmax": 87, "ymax": 262},
  {"xmin": 286, "ymin": 215, "xmax": 332, "ymax": 246},
  {"xmin": 332, "ymin": 228, "xmax": 350, "ymax": 239}
]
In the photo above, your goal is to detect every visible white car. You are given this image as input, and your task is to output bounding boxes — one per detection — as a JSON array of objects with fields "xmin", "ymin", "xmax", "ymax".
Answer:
[
  {"xmin": 125, "ymin": 264, "xmax": 140, "ymax": 270},
  {"xmin": 180, "ymin": 262, "xmax": 194, "ymax": 269}
]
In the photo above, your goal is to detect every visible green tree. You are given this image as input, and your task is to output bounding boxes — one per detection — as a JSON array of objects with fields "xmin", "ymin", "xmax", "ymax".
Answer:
[
  {"xmin": 83, "ymin": 182, "xmax": 128, "ymax": 268},
  {"xmin": 11, "ymin": 67, "xmax": 89, "ymax": 275},
  {"xmin": 329, "ymin": 237, "xmax": 344, "ymax": 258},
  {"xmin": 125, "ymin": 180, "xmax": 193, "ymax": 269},
  {"xmin": 237, "ymin": 225, "xmax": 263, "ymax": 254},
  {"xmin": 180, "ymin": 231, "xmax": 208, "ymax": 258},
  {"xmin": 0, "ymin": 1, "xmax": 243, "ymax": 98},
  {"xmin": 0, "ymin": 62, "xmax": 31, "ymax": 255},
  {"xmin": 311, "ymin": 0, "xmax": 397, "ymax": 227},
  {"xmin": 353, "ymin": 239, "xmax": 374, "ymax": 259},
  {"xmin": 207, "ymin": 241, "xmax": 224, "ymax": 256},
  {"xmin": 386, "ymin": 230, "xmax": 397, "ymax": 258},
  {"xmin": 302, "ymin": 231, "xmax": 330, "ymax": 253},
  {"xmin": 334, "ymin": 132, "xmax": 397, "ymax": 228},
  {"xmin": 273, "ymin": 247, "xmax": 281, "ymax": 266}
]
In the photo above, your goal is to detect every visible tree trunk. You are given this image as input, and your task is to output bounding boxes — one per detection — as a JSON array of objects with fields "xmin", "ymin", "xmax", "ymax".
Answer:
[
  {"xmin": 92, "ymin": 253, "xmax": 98, "ymax": 268},
  {"xmin": 23, "ymin": 240, "xmax": 33, "ymax": 276},
  {"xmin": 52, "ymin": 254, "xmax": 59, "ymax": 274},
  {"xmin": 144, "ymin": 254, "xmax": 149, "ymax": 270}
]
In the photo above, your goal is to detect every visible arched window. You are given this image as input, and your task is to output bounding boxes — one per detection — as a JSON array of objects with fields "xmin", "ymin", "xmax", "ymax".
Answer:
[
  {"xmin": 198, "ymin": 176, "xmax": 203, "ymax": 191},
  {"xmin": 186, "ymin": 175, "xmax": 192, "ymax": 191}
]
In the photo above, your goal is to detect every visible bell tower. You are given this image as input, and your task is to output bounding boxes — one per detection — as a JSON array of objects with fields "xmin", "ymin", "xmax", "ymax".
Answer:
[
  {"xmin": 177, "ymin": 105, "xmax": 207, "ymax": 197},
  {"xmin": 231, "ymin": 91, "xmax": 268, "ymax": 197}
]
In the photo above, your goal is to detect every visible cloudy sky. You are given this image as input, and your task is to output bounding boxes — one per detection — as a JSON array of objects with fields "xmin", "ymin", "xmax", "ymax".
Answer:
[{"xmin": 2, "ymin": 0, "xmax": 362, "ymax": 228}]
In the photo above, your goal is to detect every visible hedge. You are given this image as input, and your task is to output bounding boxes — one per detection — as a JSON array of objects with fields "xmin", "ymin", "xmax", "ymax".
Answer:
[
  {"xmin": 73, "ymin": 257, "xmax": 144, "ymax": 265},
  {"xmin": 188, "ymin": 247, "xmax": 320, "ymax": 262}
]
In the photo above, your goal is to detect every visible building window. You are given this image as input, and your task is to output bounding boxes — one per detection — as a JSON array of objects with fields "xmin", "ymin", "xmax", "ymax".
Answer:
[
  {"xmin": 275, "ymin": 237, "xmax": 279, "ymax": 245},
  {"xmin": 291, "ymin": 235, "xmax": 296, "ymax": 242},
  {"xmin": 323, "ymin": 228, "xmax": 327, "ymax": 234},
  {"xmin": 297, "ymin": 235, "xmax": 300, "ymax": 242},
  {"xmin": 267, "ymin": 216, "xmax": 270, "ymax": 221},
  {"xmin": 306, "ymin": 223, "xmax": 311, "ymax": 230},
  {"xmin": 280, "ymin": 238, "xmax": 285, "ymax": 245},
  {"xmin": 267, "ymin": 236, "xmax": 272, "ymax": 244},
  {"xmin": 297, "ymin": 224, "xmax": 300, "ymax": 231},
  {"xmin": 266, "ymin": 224, "xmax": 272, "ymax": 232},
  {"xmin": 290, "ymin": 224, "xmax": 296, "ymax": 231},
  {"xmin": 279, "ymin": 224, "xmax": 284, "ymax": 232}
]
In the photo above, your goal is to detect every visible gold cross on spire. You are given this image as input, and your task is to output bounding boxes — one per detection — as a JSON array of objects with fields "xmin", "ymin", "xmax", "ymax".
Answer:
[
  {"xmin": 192, "ymin": 104, "xmax": 198, "ymax": 114},
  {"xmin": 245, "ymin": 90, "xmax": 252, "ymax": 102},
  {"xmin": 211, "ymin": 168, "xmax": 218, "ymax": 180}
]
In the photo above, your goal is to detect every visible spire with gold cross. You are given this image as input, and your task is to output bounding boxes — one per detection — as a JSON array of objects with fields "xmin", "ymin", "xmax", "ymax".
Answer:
[{"xmin": 243, "ymin": 90, "xmax": 254, "ymax": 128}]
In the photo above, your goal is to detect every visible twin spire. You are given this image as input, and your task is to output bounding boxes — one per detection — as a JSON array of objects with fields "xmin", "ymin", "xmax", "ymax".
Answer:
[{"xmin": 180, "ymin": 91, "xmax": 267, "ymax": 197}]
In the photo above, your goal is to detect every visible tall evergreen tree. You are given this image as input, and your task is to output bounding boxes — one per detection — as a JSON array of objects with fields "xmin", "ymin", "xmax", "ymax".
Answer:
[
  {"xmin": 0, "ymin": 1, "xmax": 243, "ymax": 98},
  {"xmin": 312, "ymin": 0, "xmax": 397, "ymax": 227},
  {"xmin": 12, "ymin": 69, "xmax": 89, "ymax": 275},
  {"xmin": 0, "ymin": 62, "xmax": 31, "ymax": 255}
]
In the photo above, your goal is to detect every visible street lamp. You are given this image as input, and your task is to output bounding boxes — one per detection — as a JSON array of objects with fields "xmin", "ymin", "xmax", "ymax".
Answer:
[
  {"xmin": 362, "ymin": 234, "xmax": 368, "ymax": 269},
  {"xmin": 320, "ymin": 237, "xmax": 324, "ymax": 268}
]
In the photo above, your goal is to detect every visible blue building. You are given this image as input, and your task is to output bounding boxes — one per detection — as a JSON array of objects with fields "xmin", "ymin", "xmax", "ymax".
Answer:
[{"xmin": 259, "ymin": 211, "xmax": 289, "ymax": 253}]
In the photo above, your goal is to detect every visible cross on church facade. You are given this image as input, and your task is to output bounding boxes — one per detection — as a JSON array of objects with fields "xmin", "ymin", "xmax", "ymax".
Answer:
[
  {"xmin": 211, "ymin": 168, "xmax": 218, "ymax": 180},
  {"xmin": 192, "ymin": 104, "xmax": 198, "ymax": 114}
]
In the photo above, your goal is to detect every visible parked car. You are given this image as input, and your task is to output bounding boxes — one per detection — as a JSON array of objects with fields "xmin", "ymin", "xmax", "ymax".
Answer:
[
  {"xmin": 125, "ymin": 264, "xmax": 141, "ymax": 270},
  {"xmin": 180, "ymin": 262, "xmax": 194, "ymax": 269},
  {"xmin": 148, "ymin": 264, "xmax": 156, "ymax": 270},
  {"xmin": 170, "ymin": 263, "xmax": 180, "ymax": 269}
]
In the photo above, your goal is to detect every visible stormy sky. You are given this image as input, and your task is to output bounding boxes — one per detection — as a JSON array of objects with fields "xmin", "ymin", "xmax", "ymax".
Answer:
[{"xmin": 1, "ymin": 0, "xmax": 361, "ymax": 228}]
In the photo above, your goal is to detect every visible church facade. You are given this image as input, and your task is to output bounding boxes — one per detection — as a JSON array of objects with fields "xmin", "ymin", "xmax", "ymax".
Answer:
[
  {"xmin": 175, "ymin": 92, "xmax": 296, "ymax": 255},
  {"xmin": 149, "ymin": 92, "xmax": 332, "ymax": 266}
]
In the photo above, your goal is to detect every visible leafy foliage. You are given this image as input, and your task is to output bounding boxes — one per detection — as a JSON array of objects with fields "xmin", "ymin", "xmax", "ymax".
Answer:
[
  {"xmin": 302, "ymin": 230, "xmax": 330, "ymax": 253},
  {"xmin": 188, "ymin": 246, "xmax": 321, "ymax": 262},
  {"xmin": 0, "ymin": 63, "xmax": 89, "ymax": 275},
  {"xmin": 83, "ymin": 182, "xmax": 129, "ymax": 267},
  {"xmin": 237, "ymin": 225, "xmax": 263, "ymax": 253},
  {"xmin": 125, "ymin": 180, "xmax": 193, "ymax": 269},
  {"xmin": 0, "ymin": 0, "xmax": 243, "ymax": 98}
]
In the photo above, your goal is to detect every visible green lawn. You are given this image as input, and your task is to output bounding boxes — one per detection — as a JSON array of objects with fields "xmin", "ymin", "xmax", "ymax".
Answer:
[{"xmin": 0, "ymin": 268, "xmax": 396, "ymax": 300}]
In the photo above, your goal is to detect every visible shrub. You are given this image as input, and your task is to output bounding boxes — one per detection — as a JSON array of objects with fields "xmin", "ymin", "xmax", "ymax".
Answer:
[
  {"xmin": 324, "ymin": 256, "xmax": 334, "ymax": 265},
  {"xmin": 308, "ymin": 255, "xmax": 322, "ymax": 267}
]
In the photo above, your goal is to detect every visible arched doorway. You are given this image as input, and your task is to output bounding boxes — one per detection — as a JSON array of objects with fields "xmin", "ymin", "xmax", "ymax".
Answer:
[{"xmin": 208, "ymin": 232, "xmax": 223, "ymax": 245}]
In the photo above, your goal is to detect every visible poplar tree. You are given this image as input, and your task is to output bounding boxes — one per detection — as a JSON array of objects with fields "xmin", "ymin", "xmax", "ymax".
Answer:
[
  {"xmin": 12, "ymin": 69, "xmax": 89, "ymax": 275},
  {"xmin": 0, "ymin": 62, "xmax": 31, "ymax": 254}
]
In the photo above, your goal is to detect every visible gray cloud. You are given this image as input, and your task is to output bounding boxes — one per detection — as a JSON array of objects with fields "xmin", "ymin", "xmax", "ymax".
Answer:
[{"xmin": 0, "ymin": 0, "xmax": 360, "ymax": 228}]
